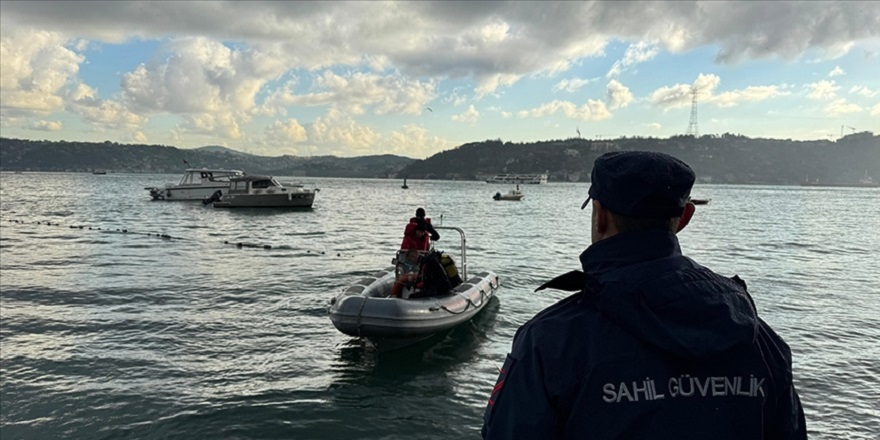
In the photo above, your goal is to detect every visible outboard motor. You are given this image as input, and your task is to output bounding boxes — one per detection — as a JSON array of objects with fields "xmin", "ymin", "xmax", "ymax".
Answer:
[{"xmin": 203, "ymin": 190, "xmax": 223, "ymax": 205}]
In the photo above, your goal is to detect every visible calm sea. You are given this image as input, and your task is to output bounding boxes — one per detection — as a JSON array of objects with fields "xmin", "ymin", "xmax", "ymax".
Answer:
[{"xmin": 1, "ymin": 172, "xmax": 878, "ymax": 439}]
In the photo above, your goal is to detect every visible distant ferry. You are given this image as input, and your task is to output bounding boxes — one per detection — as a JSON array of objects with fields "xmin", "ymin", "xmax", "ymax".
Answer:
[
  {"xmin": 485, "ymin": 173, "xmax": 548, "ymax": 184},
  {"xmin": 799, "ymin": 173, "xmax": 880, "ymax": 188}
]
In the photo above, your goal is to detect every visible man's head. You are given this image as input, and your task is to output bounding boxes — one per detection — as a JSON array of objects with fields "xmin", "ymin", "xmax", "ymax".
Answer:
[
  {"xmin": 415, "ymin": 207, "xmax": 426, "ymax": 218},
  {"xmin": 582, "ymin": 151, "xmax": 696, "ymax": 243}
]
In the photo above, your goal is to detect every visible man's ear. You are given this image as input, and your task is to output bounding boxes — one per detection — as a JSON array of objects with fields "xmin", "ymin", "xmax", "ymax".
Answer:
[
  {"xmin": 675, "ymin": 202, "xmax": 696, "ymax": 233},
  {"xmin": 594, "ymin": 200, "xmax": 610, "ymax": 235}
]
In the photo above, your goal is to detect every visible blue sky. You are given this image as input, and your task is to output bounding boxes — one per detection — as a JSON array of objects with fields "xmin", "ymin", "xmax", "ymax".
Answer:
[{"xmin": 1, "ymin": 1, "xmax": 878, "ymax": 158}]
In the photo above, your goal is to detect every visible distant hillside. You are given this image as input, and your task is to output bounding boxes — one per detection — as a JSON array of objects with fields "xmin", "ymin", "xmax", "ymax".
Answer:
[
  {"xmin": 195, "ymin": 145, "xmax": 251, "ymax": 156},
  {"xmin": 397, "ymin": 132, "xmax": 880, "ymax": 185},
  {"xmin": 0, "ymin": 138, "xmax": 415, "ymax": 178},
  {"xmin": 2, "ymin": 133, "xmax": 878, "ymax": 185}
]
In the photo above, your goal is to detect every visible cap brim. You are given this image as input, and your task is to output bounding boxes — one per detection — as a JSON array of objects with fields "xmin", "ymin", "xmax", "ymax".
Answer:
[{"xmin": 580, "ymin": 196, "xmax": 591, "ymax": 210}]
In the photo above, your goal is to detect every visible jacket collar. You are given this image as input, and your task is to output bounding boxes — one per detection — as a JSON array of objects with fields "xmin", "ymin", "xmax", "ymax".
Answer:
[{"xmin": 579, "ymin": 229, "xmax": 682, "ymax": 278}]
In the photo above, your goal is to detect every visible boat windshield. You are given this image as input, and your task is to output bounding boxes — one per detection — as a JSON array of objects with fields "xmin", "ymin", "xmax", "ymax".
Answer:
[{"xmin": 177, "ymin": 169, "xmax": 242, "ymax": 185}]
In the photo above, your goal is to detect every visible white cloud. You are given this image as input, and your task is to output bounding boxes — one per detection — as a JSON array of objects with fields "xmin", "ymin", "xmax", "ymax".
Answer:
[
  {"xmin": 68, "ymin": 82, "xmax": 148, "ymax": 130},
  {"xmin": 268, "ymin": 71, "xmax": 437, "ymax": 116},
  {"xmin": 648, "ymin": 122, "xmax": 662, "ymax": 130},
  {"xmin": 475, "ymin": 73, "xmax": 522, "ymax": 97},
  {"xmin": 648, "ymin": 74, "xmax": 720, "ymax": 110},
  {"xmin": 828, "ymin": 66, "xmax": 845, "ymax": 77},
  {"xmin": 452, "ymin": 105, "xmax": 480, "ymax": 124},
  {"xmin": 606, "ymin": 79, "xmax": 633, "ymax": 110},
  {"xmin": 711, "ymin": 85, "xmax": 790, "ymax": 108},
  {"xmin": 824, "ymin": 98, "xmax": 862, "ymax": 116},
  {"xmin": 385, "ymin": 124, "xmax": 457, "ymax": 157},
  {"xmin": 307, "ymin": 108, "xmax": 380, "ymax": 155},
  {"xmin": 133, "ymin": 131, "xmax": 147, "ymax": 143},
  {"xmin": 30, "ymin": 120, "xmax": 63, "ymax": 131},
  {"xmin": 516, "ymin": 99, "xmax": 611, "ymax": 121},
  {"xmin": 265, "ymin": 118, "xmax": 308, "ymax": 144},
  {"xmin": 806, "ymin": 80, "xmax": 840, "ymax": 100},
  {"xmin": 121, "ymin": 37, "xmax": 285, "ymax": 115},
  {"xmin": 849, "ymin": 85, "xmax": 879, "ymax": 98},
  {"xmin": 607, "ymin": 41, "xmax": 659, "ymax": 77},
  {"xmin": 0, "ymin": 29, "xmax": 83, "ymax": 116},
  {"xmin": 870, "ymin": 103, "xmax": 880, "ymax": 116},
  {"xmin": 553, "ymin": 77, "xmax": 594, "ymax": 93}
]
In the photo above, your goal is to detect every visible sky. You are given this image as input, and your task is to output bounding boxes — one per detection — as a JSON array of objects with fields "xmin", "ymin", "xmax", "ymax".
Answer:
[{"xmin": 1, "ymin": 1, "xmax": 879, "ymax": 158}]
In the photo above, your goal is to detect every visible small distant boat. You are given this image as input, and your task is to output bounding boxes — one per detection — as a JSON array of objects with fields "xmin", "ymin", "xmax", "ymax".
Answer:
[
  {"xmin": 328, "ymin": 226, "xmax": 500, "ymax": 351},
  {"xmin": 799, "ymin": 172, "xmax": 880, "ymax": 188},
  {"xmin": 493, "ymin": 185, "xmax": 524, "ymax": 201},
  {"xmin": 146, "ymin": 168, "xmax": 245, "ymax": 201},
  {"xmin": 205, "ymin": 174, "xmax": 317, "ymax": 208},
  {"xmin": 92, "ymin": 170, "xmax": 107, "ymax": 175},
  {"xmin": 690, "ymin": 198, "xmax": 711, "ymax": 205}
]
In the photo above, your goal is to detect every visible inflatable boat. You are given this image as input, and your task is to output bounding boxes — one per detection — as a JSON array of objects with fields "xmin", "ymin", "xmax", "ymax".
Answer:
[{"xmin": 329, "ymin": 226, "xmax": 500, "ymax": 350}]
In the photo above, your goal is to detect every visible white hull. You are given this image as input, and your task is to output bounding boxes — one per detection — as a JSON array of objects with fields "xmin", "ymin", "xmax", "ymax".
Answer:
[{"xmin": 149, "ymin": 184, "xmax": 231, "ymax": 201}]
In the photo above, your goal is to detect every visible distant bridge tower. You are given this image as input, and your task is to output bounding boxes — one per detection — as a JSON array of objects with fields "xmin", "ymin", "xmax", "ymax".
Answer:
[{"xmin": 686, "ymin": 86, "xmax": 699, "ymax": 137}]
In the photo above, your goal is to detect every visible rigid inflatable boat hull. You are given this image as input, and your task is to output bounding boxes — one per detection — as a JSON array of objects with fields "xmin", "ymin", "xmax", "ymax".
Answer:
[{"xmin": 329, "ymin": 267, "xmax": 500, "ymax": 339}]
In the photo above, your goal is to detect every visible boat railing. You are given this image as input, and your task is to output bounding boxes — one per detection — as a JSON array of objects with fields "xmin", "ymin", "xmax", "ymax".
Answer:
[{"xmin": 432, "ymin": 226, "xmax": 467, "ymax": 280}]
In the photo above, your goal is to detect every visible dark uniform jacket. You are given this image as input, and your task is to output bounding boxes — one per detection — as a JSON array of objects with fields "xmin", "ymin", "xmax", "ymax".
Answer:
[{"xmin": 482, "ymin": 229, "xmax": 806, "ymax": 439}]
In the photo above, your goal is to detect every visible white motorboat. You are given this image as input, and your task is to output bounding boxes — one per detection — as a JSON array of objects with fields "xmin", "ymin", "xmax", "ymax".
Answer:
[
  {"xmin": 329, "ymin": 226, "xmax": 500, "ymax": 351},
  {"xmin": 206, "ymin": 175, "xmax": 317, "ymax": 208},
  {"xmin": 493, "ymin": 185, "xmax": 524, "ymax": 201},
  {"xmin": 145, "ymin": 168, "xmax": 244, "ymax": 201}
]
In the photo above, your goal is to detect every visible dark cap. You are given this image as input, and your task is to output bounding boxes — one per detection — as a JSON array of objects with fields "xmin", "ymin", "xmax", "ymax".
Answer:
[{"xmin": 581, "ymin": 151, "xmax": 695, "ymax": 218}]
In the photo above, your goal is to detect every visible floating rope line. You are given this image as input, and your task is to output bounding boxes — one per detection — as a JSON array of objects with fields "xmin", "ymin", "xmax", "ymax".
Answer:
[{"xmin": 4, "ymin": 218, "xmax": 345, "ymax": 256}]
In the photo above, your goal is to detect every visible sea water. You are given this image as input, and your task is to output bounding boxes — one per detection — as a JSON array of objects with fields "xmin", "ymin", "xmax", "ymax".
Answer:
[{"xmin": 1, "ymin": 172, "xmax": 878, "ymax": 439}]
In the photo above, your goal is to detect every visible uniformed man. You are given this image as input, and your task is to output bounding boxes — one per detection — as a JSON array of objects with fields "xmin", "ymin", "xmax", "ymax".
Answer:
[{"xmin": 481, "ymin": 151, "xmax": 806, "ymax": 439}]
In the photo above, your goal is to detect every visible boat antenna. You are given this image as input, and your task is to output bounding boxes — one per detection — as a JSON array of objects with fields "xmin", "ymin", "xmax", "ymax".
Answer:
[{"xmin": 183, "ymin": 159, "xmax": 192, "ymax": 168}]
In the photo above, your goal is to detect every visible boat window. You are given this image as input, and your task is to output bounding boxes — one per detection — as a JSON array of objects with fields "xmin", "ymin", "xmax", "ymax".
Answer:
[
  {"xmin": 233, "ymin": 181, "xmax": 248, "ymax": 191},
  {"xmin": 252, "ymin": 180, "xmax": 272, "ymax": 189}
]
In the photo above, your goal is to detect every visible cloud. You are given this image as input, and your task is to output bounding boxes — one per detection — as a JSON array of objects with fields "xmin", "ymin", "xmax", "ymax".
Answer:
[
  {"xmin": 828, "ymin": 66, "xmax": 845, "ymax": 77},
  {"xmin": 385, "ymin": 124, "xmax": 457, "ymax": 157},
  {"xmin": 553, "ymin": 77, "xmax": 595, "ymax": 93},
  {"xmin": 5, "ymin": 2, "xmax": 875, "ymax": 70},
  {"xmin": 30, "ymin": 120, "xmax": 63, "ymax": 131},
  {"xmin": 606, "ymin": 79, "xmax": 633, "ymax": 110},
  {"xmin": 307, "ymin": 108, "xmax": 380, "ymax": 155},
  {"xmin": 607, "ymin": 41, "xmax": 659, "ymax": 77},
  {"xmin": 452, "ymin": 104, "xmax": 480, "ymax": 124},
  {"xmin": 265, "ymin": 118, "xmax": 308, "ymax": 144},
  {"xmin": 516, "ymin": 99, "xmax": 611, "ymax": 121},
  {"xmin": 0, "ymin": 28, "xmax": 83, "ymax": 116},
  {"xmin": 711, "ymin": 85, "xmax": 790, "ymax": 108},
  {"xmin": 824, "ymin": 98, "xmax": 861, "ymax": 115},
  {"xmin": 806, "ymin": 80, "xmax": 840, "ymax": 100},
  {"xmin": 871, "ymin": 103, "xmax": 880, "ymax": 116},
  {"xmin": 649, "ymin": 74, "xmax": 790, "ymax": 110},
  {"xmin": 68, "ymin": 83, "xmax": 148, "ymax": 130},
  {"xmin": 648, "ymin": 74, "xmax": 720, "ymax": 110},
  {"xmin": 264, "ymin": 71, "xmax": 437, "ymax": 116},
  {"xmin": 849, "ymin": 85, "xmax": 879, "ymax": 98},
  {"xmin": 648, "ymin": 123, "xmax": 662, "ymax": 130},
  {"xmin": 121, "ymin": 37, "xmax": 285, "ymax": 115}
]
